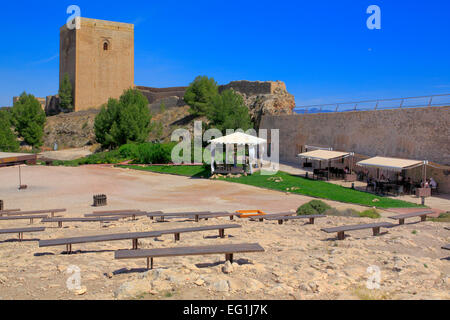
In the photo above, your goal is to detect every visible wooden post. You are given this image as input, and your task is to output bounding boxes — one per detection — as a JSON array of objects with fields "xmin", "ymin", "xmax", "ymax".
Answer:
[
  {"xmin": 337, "ymin": 231, "xmax": 345, "ymax": 240},
  {"xmin": 373, "ymin": 227, "xmax": 381, "ymax": 236},
  {"xmin": 195, "ymin": 215, "xmax": 199, "ymax": 222},
  {"xmin": 309, "ymin": 218, "xmax": 315, "ymax": 224},
  {"xmin": 147, "ymin": 257, "xmax": 154, "ymax": 270},
  {"xmin": 421, "ymin": 215, "xmax": 427, "ymax": 222},
  {"xmin": 278, "ymin": 220, "xmax": 283, "ymax": 225},
  {"xmin": 58, "ymin": 221, "xmax": 63, "ymax": 228},
  {"xmin": 174, "ymin": 233, "xmax": 180, "ymax": 242},
  {"xmin": 225, "ymin": 253, "xmax": 234, "ymax": 263},
  {"xmin": 219, "ymin": 229, "xmax": 225, "ymax": 238},
  {"xmin": 399, "ymin": 219, "xmax": 405, "ymax": 225}
]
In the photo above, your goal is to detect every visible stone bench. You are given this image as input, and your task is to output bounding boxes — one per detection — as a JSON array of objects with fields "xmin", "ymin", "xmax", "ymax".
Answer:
[
  {"xmin": 115, "ymin": 243, "xmax": 265, "ymax": 270},
  {"xmin": 321, "ymin": 222, "xmax": 394, "ymax": 240},
  {"xmin": 0, "ymin": 227, "xmax": 45, "ymax": 241},
  {"xmin": 388, "ymin": 211, "xmax": 435, "ymax": 225}
]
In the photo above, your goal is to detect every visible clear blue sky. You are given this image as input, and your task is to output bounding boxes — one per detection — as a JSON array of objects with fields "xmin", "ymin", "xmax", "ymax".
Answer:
[{"xmin": 1, "ymin": 0, "xmax": 449, "ymax": 107}]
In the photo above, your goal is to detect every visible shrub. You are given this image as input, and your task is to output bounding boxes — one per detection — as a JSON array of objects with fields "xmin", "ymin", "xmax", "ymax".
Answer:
[
  {"xmin": 324, "ymin": 208, "xmax": 360, "ymax": 217},
  {"xmin": 358, "ymin": 209, "xmax": 381, "ymax": 219},
  {"xmin": 135, "ymin": 143, "xmax": 175, "ymax": 164},
  {"xmin": 119, "ymin": 143, "xmax": 140, "ymax": 159},
  {"xmin": 308, "ymin": 200, "xmax": 332, "ymax": 214}
]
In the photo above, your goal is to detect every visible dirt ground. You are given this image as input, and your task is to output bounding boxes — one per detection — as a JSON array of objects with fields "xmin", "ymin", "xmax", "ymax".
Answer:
[{"xmin": 0, "ymin": 165, "xmax": 448, "ymax": 300}]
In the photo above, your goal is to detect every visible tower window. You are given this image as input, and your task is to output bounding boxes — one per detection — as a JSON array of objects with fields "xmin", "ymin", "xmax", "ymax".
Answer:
[{"xmin": 103, "ymin": 42, "xmax": 109, "ymax": 51}]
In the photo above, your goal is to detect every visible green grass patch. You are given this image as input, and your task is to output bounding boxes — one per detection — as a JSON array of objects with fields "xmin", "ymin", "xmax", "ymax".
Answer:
[
  {"xmin": 358, "ymin": 209, "xmax": 381, "ymax": 219},
  {"xmin": 117, "ymin": 164, "xmax": 211, "ymax": 178},
  {"xmin": 427, "ymin": 213, "xmax": 450, "ymax": 223},
  {"xmin": 218, "ymin": 171, "xmax": 423, "ymax": 209}
]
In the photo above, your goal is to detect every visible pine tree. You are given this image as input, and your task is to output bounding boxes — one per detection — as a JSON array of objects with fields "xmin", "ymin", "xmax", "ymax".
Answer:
[{"xmin": 59, "ymin": 73, "xmax": 73, "ymax": 112}]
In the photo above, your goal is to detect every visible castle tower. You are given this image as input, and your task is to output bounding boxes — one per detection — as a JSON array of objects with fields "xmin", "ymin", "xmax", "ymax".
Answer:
[{"xmin": 60, "ymin": 18, "xmax": 134, "ymax": 111}]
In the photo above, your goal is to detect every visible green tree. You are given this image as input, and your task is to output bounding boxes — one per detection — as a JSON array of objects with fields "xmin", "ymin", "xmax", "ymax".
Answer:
[
  {"xmin": 184, "ymin": 76, "xmax": 219, "ymax": 116},
  {"xmin": 59, "ymin": 73, "xmax": 73, "ymax": 112},
  {"xmin": 0, "ymin": 109, "xmax": 19, "ymax": 152},
  {"xmin": 94, "ymin": 88, "xmax": 151, "ymax": 148},
  {"xmin": 207, "ymin": 89, "xmax": 252, "ymax": 131},
  {"xmin": 11, "ymin": 92, "xmax": 46, "ymax": 148}
]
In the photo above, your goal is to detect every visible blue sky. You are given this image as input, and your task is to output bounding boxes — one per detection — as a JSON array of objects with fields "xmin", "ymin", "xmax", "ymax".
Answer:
[{"xmin": 0, "ymin": 0, "xmax": 449, "ymax": 107}]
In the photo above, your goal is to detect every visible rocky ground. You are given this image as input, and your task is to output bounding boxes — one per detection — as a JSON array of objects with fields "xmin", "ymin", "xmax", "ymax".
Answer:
[{"xmin": 0, "ymin": 165, "xmax": 448, "ymax": 300}]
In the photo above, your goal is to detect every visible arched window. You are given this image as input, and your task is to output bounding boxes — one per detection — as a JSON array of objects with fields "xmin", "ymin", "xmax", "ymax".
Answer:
[{"xmin": 103, "ymin": 42, "xmax": 109, "ymax": 51}]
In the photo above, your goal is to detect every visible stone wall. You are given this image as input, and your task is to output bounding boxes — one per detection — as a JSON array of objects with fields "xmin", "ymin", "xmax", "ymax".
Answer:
[
  {"xmin": 219, "ymin": 80, "xmax": 287, "ymax": 96},
  {"xmin": 260, "ymin": 106, "xmax": 450, "ymax": 193},
  {"xmin": 136, "ymin": 86, "xmax": 187, "ymax": 105}
]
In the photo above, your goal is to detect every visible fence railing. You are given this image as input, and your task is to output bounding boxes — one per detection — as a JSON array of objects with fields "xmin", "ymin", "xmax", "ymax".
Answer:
[{"xmin": 294, "ymin": 93, "xmax": 450, "ymax": 114}]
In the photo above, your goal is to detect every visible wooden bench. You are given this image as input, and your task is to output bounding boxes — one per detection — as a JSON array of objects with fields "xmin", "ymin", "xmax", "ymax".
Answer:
[
  {"xmin": 442, "ymin": 244, "xmax": 450, "ymax": 251},
  {"xmin": 0, "ymin": 209, "xmax": 21, "ymax": 216},
  {"xmin": 39, "ymin": 230, "xmax": 163, "ymax": 254},
  {"xmin": 93, "ymin": 209, "xmax": 142, "ymax": 214},
  {"xmin": 321, "ymin": 222, "xmax": 394, "ymax": 240},
  {"xmin": 388, "ymin": 211, "xmax": 435, "ymax": 225},
  {"xmin": 0, "ymin": 215, "xmax": 48, "ymax": 224},
  {"xmin": 0, "ymin": 227, "xmax": 45, "ymax": 241},
  {"xmin": 158, "ymin": 224, "xmax": 241, "ymax": 242},
  {"xmin": 41, "ymin": 217, "xmax": 121, "ymax": 228},
  {"xmin": 266, "ymin": 215, "xmax": 326, "ymax": 225},
  {"xmin": 84, "ymin": 211, "xmax": 147, "ymax": 220},
  {"xmin": 249, "ymin": 212, "xmax": 296, "ymax": 222},
  {"xmin": 5, "ymin": 209, "xmax": 66, "ymax": 218},
  {"xmin": 445, "ymin": 227, "xmax": 450, "ymax": 231},
  {"xmin": 200, "ymin": 212, "xmax": 237, "ymax": 221},
  {"xmin": 115, "ymin": 243, "xmax": 265, "ymax": 269},
  {"xmin": 148, "ymin": 212, "xmax": 211, "ymax": 222}
]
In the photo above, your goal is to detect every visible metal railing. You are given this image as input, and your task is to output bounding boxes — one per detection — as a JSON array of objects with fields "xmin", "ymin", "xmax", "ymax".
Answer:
[{"xmin": 294, "ymin": 93, "xmax": 450, "ymax": 114}]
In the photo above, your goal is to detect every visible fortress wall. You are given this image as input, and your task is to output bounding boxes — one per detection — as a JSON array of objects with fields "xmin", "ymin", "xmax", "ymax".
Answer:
[
  {"xmin": 260, "ymin": 106, "xmax": 450, "ymax": 193},
  {"xmin": 219, "ymin": 80, "xmax": 287, "ymax": 96}
]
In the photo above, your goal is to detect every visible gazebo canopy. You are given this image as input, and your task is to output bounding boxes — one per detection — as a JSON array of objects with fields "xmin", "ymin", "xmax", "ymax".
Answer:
[
  {"xmin": 356, "ymin": 156, "xmax": 426, "ymax": 172},
  {"xmin": 209, "ymin": 132, "xmax": 267, "ymax": 146},
  {"xmin": 298, "ymin": 150, "xmax": 352, "ymax": 161}
]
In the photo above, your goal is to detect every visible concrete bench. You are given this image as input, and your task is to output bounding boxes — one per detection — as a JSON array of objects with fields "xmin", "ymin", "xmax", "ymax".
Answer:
[
  {"xmin": 39, "ymin": 230, "xmax": 163, "ymax": 254},
  {"xmin": 0, "ymin": 215, "xmax": 48, "ymax": 224},
  {"xmin": 388, "ymin": 211, "xmax": 435, "ymax": 225},
  {"xmin": 158, "ymin": 224, "xmax": 241, "ymax": 242},
  {"xmin": 266, "ymin": 215, "xmax": 326, "ymax": 225},
  {"xmin": 321, "ymin": 222, "xmax": 394, "ymax": 240},
  {"xmin": 0, "ymin": 227, "xmax": 45, "ymax": 241},
  {"xmin": 115, "ymin": 243, "xmax": 265, "ymax": 270},
  {"xmin": 5, "ymin": 209, "xmax": 65, "ymax": 218},
  {"xmin": 41, "ymin": 217, "xmax": 121, "ymax": 228}
]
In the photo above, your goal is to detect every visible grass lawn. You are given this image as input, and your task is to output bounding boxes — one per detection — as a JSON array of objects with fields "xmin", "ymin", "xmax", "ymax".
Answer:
[
  {"xmin": 117, "ymin": 165, "xmax": 211, "ymax": 178},
  {"xmin": 120, "ymin": 165, "xmax": 423, "ymax": 209}
]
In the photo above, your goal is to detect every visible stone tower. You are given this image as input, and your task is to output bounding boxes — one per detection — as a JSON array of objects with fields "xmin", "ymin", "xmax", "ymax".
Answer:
[{"xmin": 60, "ymin": 18, "xmax": 134, "ymax": 111}]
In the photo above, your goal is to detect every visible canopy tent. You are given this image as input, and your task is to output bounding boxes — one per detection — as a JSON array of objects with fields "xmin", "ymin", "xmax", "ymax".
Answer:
[
  {"xmin": 209, "ymin": 132, "xmax": 267, "ymax": 174},
  {"xmin": 356, "ymin": 157, "xmax": 427, "ymax": 172},
  {"xmin": 298, "ymin": 150, "xmax": 353, "ymax": 162},
  {"xmin": 298, "ymin": 149, "xmax": 355, "ymax": 180}
]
